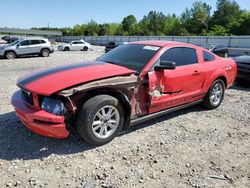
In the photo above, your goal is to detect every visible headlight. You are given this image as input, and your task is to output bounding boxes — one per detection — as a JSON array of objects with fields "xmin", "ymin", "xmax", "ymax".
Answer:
[{"xmin": 41, "ymin": 97, "xmax": 66, "ymax": 116}]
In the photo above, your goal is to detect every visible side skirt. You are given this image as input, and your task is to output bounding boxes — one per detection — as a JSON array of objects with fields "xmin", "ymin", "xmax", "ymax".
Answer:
[{"xmin": 130, "ymin": 100, "xmax": 203, "ymax": 126}]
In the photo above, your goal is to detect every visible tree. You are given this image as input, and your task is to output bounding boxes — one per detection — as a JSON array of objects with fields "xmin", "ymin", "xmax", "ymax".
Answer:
[
  {"xmin": 235, "ymin": 11, "xmax": 250, "ymax": 35},
  {"xmin": 164, "ymin": 14, "xmax": 183, "ymax": 35},
  {"xmin": 121, "ymin": 15, "xmax": 137, "ymax": 34},
  {"xmin": 207, "ymin": 25, "xmax": 229, "ymax": 36},
  {"xmin": 84, "ymin": 20, "xmax": 99, "ymax": 36},
  {"xmin": 181, "ymin": 1, "xmax": 211, "ymax": 35},
  {"xmin": 210, "ymin": 0, "xmax": 243, "ymax": 34}
]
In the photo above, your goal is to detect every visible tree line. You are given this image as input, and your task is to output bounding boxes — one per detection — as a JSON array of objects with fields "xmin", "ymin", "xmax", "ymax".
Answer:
[{"xmin": 33, "ymin": 0, "xmax": 250, "ymax": 36}]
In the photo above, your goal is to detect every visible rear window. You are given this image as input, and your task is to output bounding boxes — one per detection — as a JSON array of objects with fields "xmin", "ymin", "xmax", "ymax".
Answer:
[
  {"xmin": 203, "ymin": 51, "xmax": 215, "ymax": 61},
  {"xmin": 40, "ymin": 40, "xmax": 46, "ymax": 43}
]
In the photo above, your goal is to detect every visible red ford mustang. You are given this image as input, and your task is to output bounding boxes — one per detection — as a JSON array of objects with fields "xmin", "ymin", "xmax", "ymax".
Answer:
[{"xmin": 11, "ymin": 41, "xmax": 237, "ymax": 145}]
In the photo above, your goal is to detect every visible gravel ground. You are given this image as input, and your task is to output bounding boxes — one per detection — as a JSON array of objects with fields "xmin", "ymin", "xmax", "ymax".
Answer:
[{"xmin": 0, "ymin": 46, "xmax": 249, "ymax": 188}]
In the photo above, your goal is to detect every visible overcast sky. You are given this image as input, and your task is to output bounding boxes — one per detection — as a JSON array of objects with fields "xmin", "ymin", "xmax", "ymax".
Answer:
[{"xmin": 0, "ymin": 0, "xmax": 249, "ymax": 28}]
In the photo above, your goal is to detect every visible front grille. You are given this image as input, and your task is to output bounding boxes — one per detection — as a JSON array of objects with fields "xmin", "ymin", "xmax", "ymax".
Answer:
[{"xmin": 21, "ymin": 89, "xmax": 34, "ymax": 106}]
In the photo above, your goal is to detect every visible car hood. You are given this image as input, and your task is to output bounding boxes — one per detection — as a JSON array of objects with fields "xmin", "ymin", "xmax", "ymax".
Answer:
[
  {"xmin": 0, "ymin": 44, "xmax": 9, "ymax": 49},
  {"xmin": 17, "ymin": 61, "xmax": 136, "ymax": 96}
]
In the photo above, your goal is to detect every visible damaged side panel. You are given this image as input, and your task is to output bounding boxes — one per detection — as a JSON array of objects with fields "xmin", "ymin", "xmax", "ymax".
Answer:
[{"xmin": 57, "ymin": 74, "xmax": 148, "ymax": 120}]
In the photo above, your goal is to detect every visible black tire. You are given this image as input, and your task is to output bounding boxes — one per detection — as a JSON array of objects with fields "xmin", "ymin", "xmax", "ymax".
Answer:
[
  {"xmin": 64, "ymin": 47, "xmax": 70, "ymax": 51},
  {"xmin": 5, "ymin": 51, "xmax": 16, "ymax": 59},
  {"xmin": 40, "ymin": 49, "xmax": 50, "ymax": 57},
  {"xmin": 203, "ymin": 79, "xmax": 225, "ymax": 110},
  {"xmin": 77, "ymin": 95, "xmax": 124, "ymax": 146},
  {"xmin": 83, "ymin": 46, "xmax": 88, "ymax": 51}
]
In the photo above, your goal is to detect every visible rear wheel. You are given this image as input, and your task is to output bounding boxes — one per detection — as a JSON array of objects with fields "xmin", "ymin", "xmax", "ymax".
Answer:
[
  {"xmin": 83, "ymin": 46, "xmax": 88, "ymax": 51},
  {"xmin": 41, "ymin": 49, "xmax": 50, "ymax": 57},
  {"xmin": 5, "ymin": 51, "xmax": 16, "ymax": 59},
  {"xmin": 203, "ymin": 79, "xmax": 225, "ymax": 110},
  {"xmin": 77, "ymin": 95, "xmax": 124, "ymax": 146}
]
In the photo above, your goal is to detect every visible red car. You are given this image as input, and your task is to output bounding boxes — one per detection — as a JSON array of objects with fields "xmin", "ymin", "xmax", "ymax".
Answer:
[{"xmin": 11, "ymin": 41, "xmax": 237, "ymax": 145}]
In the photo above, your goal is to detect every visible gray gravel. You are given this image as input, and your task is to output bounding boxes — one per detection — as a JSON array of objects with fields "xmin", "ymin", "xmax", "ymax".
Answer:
[{"xmin": 0, "ymin": 46, "xmax": 249, "ymax": 188}]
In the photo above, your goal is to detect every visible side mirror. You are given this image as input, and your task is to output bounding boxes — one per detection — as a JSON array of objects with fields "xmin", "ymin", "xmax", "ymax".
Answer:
[{"xmin": 154, "ymin": 60, "xmax": 176, "ymax": 71}]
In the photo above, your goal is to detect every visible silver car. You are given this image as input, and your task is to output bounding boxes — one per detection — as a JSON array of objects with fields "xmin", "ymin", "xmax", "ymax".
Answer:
[{"xmin": 0, "ymin": 38, "xmax": 54, "ymax": 59}]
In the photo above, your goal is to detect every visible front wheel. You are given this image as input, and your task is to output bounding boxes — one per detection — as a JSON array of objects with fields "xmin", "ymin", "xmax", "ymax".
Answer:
[
  {"xmin": 77, "ymin": 95, "xmax": 124, "ymax": 146},
  {"xmin": 203, "ymin": 79, "xmax": 225, "ymax": 110},
  {"xmin": 5, "ymin": 51, "xmax": 16, "ymax": 59}
]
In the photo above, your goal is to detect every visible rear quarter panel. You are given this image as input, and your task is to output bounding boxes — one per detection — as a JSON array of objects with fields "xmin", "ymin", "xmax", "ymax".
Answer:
[{"xmin": 200, "ymin": 56, "xmax": 237, "ymax": 93}]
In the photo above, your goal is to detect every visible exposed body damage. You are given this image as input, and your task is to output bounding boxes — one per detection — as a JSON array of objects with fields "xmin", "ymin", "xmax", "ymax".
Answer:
[
  {"xmin": 11, "ymin": 41, "xmax": 237, "ymax": 145},
  {"xmin": 57, "ymin": 74, "xmax": 148, "ymax": 131}
]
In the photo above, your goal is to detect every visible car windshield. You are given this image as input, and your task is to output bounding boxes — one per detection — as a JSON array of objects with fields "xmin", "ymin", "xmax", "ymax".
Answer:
[
  {"xmin": 98, "ymin": 44, "xmax": 160, "ymax": 72},
  {"xmin": 10, "ymin": 40, "xmax": 20, "ymax": 46}
]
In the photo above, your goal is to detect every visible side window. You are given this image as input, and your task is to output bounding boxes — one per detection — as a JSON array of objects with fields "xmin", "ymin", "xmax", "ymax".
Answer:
[
  {"xmin": 160, "ymin": 47, "xmax": 198, "ymax": 66},
  {"xmin": 203, "ymin": 51, "xmax": 215, "ymax": 61},
  {"xmin": 19, "ymin": 40, "xmax": 31, "ymax": 46},
  {"xmin": 31, "ymin": 40, "xmax": 40, "ymax": 45},
  {"xmin": 40, "ymin": 40, "xmax": 46, "ymax": 43},
  {"xmin": 72, "ymin": 42, "xmax": 78, "ymax": 44}
]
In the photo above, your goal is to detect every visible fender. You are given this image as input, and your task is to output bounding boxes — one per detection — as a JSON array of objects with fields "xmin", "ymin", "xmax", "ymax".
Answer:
[{"xmin": 202, "ymin": 68, "xmax": 228, "ymax": 94}]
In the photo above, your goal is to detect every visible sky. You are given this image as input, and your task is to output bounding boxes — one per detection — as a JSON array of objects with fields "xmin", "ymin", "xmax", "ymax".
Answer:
[{"xmin": 0, "ymin": 0, "xmax": 249, "ymax": 29}]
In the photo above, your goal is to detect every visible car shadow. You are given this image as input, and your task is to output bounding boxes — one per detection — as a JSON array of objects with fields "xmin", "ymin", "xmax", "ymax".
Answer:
[
  {"xmin": 0, "ymin": 105, "xmax": 206, "ymax": 161},
  {"xmin": 232, "ymin": 81, "xmax": 250, "ymax": 91}
]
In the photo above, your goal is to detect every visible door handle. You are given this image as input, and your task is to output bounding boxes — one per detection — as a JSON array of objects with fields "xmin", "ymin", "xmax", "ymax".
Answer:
[{"xmin": 192, "ymin": 70, "xmax": 200, "ymax": 76}]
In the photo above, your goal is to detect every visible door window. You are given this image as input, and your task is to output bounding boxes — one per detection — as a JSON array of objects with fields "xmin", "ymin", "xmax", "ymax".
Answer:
[
  {"xmin": 160, "ymin": 47, "xmax": 198, "ymax": 66},
  {"xmin": 19, "ymin": 40, "xmax": 31, "ymax": 46}
]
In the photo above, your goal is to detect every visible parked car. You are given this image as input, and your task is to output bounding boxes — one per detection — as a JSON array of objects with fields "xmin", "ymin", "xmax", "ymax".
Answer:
[
  {"xmin": 211, "ymin": 44, "xmax": 229, "ymax": 57},
  {"xmin": 105, "ymin": 42, "xmax": 127, "ymax": 53},
  {"xmin": 233, "ymin": 55, "xmax": 250, "ymax": 82},
  {"xmin": 105, "ymin": 42, "xmax": 119, "ymax": 53},
  {"xmin": 2, "ymin": 36, "xmax": 20, "ymax": 43},
  {"xmin": 11, "ymin": 41, "xmax": 237, "ymax": 145},
  {"xmin": 58, "ymin": 40, "xmax": 91, "ymax": 51},
  {"xmin": 0, "ymin": 38, "xmax": 54, "ymax": 59}
]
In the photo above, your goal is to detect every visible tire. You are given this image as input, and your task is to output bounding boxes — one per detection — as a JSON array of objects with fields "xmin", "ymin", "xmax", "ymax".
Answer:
[
  {"xmin": 64, "ymin": 47, "xmax": 70, "ymax": 51},
  {"xmin": 83, "ymin": 46, "xmax": 88, "ymax": 51},
  {"xmin": 77, "ymin": 95, "xmax": 124, "ymax": 146},
  {"xmin": 40, "ymin": 49, "xmax": 50, "ymax": 57},
  {"xmin": 5, "ymin": 51, "xmax": 16, "ymax": 59},
  {"xmin": 203, "ymin": 79, "xmax": 225, "ymax": 110}
]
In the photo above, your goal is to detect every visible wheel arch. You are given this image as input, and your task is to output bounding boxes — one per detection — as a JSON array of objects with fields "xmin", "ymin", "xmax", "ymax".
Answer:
[
  {"xmin": 40, "ymin": 47, "xmax": 50, "ymax": 53},
  {"xmin": 4, "ymin": 50, "xmax": 17, "ymax": 56},
  {"xmin": 74, "ymin": 87, "xmax": 132, "ymax": 129}
]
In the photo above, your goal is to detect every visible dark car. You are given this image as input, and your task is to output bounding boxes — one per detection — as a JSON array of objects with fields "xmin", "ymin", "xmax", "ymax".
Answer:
[
  {"xmin": 233, "ymin": 55, "xmax": 250, "ymax": 82},
  {"xmin": 211, "ymin": 44, "xmax": 229, "ymax": 57},
  {"xmin": 2, "ymin": 36, "xmax": 19, "ymax": 44},
  {"xmin": 105, "ymin": 42, "xmax": 119, "ymax": 53}
]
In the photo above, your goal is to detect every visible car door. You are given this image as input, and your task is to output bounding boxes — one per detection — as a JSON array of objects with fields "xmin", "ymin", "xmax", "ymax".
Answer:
[
  {"xmin": 16, "ymin": 40, "xmax": 31, "ymax": 54},
  {"xmin": 148, "ymin": 47, "xmax": 206, "ymax": 113},
  {"xmin": 70, "ymin": 42, "xmax": 79, "ymax": 51},
  {"xmin": 29, "ymin": 40, "xmax": 42, "ymax": 53}
]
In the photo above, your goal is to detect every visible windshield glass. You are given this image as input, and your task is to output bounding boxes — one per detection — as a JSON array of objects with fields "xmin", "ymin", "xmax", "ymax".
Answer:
[
  {"xmin": 98, "ymin": 44, "xmax": 160, "ymax": 72},
  {"xmin": 10, "ymin": 40, "xmax": 20, "ymax": 46}
]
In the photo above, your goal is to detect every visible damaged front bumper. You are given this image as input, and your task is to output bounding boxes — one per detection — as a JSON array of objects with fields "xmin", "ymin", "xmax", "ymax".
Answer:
[{"xmin": 11, "ymin": 91, "xmax": 69, "ymax": 138}]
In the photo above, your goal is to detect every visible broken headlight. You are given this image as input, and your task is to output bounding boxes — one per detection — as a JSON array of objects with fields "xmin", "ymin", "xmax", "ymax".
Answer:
[{"xmin": 41, "ymin": 97, "xmax": 66, "ymax": 116}]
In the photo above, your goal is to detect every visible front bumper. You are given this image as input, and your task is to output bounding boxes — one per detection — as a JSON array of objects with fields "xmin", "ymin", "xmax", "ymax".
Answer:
[{"xmin": 11, "ymin": 91, "xmax": 69, "ymax": 138}]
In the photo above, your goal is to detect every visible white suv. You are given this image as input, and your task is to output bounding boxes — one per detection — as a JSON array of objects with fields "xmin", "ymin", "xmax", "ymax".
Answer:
[{"xmin": 58, "ymin": 40, "xmax": 91, "ymax": 51}]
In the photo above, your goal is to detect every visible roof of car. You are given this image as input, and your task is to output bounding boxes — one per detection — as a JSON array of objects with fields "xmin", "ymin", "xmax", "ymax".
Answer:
[
  {"xmin": 22, "ymin": 37, "xmax": 48, "ymax": 40},
  {"xmin": 130, "ymin": 40, "xmax": 199, "ymax": 48}
]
